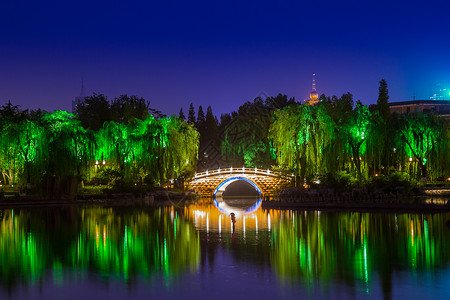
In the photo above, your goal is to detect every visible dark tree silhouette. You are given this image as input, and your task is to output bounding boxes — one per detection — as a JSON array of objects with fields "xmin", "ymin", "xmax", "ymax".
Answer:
[
  {"xmin": 179, "ymin": 108, "xmax": 185, "ymax": 120},
  {"xmin": 377, "ymin": 79, "xmax": 390, "ymax": 121},
  {"xmin": 188, "ymin": 103, "xmax": 196, "ymax": 124}
]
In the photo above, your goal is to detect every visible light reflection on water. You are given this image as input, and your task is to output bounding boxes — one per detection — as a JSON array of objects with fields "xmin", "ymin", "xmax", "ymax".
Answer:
[{"xmin": 0, "ymin": 201, "xmax": 449, "ymax": 299}]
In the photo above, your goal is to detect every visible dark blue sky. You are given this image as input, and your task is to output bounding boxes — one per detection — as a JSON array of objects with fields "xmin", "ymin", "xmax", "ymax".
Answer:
[{"xmin": 1, "ymin": 0, "xmax": 450, "ymax": 116}]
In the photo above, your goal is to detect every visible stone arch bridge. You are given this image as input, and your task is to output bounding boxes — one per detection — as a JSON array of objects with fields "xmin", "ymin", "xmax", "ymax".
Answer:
[{"xmin": 187, "ymin": 167, "xmax": 293, "ymax": 199}]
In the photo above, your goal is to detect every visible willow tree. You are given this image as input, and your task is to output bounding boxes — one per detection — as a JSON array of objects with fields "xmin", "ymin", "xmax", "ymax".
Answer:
[
  {"xmin": 9, "ymin": 120, "xmax": 48, "ymax": 187},
  {"xmin": 150, "ymin": 116, "xmax": 197, "ymax": 185},
  {"xmin": 96, "ymin": 121, "xmax": 134, "ymax": 173},
  {"xmin": 129, "ymin": 115, "xmax": 161, "ymax": 184},
  {"xmin": 397, "ymin": 113, "xmax": 445, "ymax": 180},
  {"xmin": 221, "ymin": 99, "xmax": 275, "ymax": 168},
  {"xmin": 366, "ymin": 112, "xmax": 391, "ymax": 176},
  {"xmin": 270, "ymin": 104, "xmax": 333, "ymax": 186},
  {"xmin": 0, "ymin": 123, "xmax": 21, "ymax": 185},
  {"xmin": 166, "ymin": 116, "xmax": 199, "ymax": 179},
  {"xmin": 129, "ymin": 115, "xmax": 199, "ymax": 186},
  {"xmin": 343, "ymin": 102, "xmax": 371, "ymax": 181},
  {"xmin": 43, "ymin": 111, "xmax": 96, "ymax": 186}
]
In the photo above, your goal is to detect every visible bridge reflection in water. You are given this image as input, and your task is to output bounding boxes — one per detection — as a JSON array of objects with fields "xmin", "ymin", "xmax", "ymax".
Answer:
[
  {"xmin": 0, "ymin": 204, "xmax": 449, "ymax": 299},
  {"xmin": 185, "ymin": 199, "xmax": 450, "ymax": 298},
  {"xmin": 186, "ymin": 197, "xmax": 284, "ymax": 234}
]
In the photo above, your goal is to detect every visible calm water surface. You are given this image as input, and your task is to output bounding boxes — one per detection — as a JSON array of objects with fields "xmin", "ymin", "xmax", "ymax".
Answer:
[{"xmin": 0, "ymin": 198, "xmax": 449, "ymax": 300}]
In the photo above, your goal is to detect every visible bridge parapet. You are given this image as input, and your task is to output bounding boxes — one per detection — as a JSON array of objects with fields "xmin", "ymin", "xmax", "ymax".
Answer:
[
  {"xmin": 188, "ymin": 167, "xmax": 293, "ymax": 199},
  {"xmin": 193, "ymin": 167, "xmax": 292, "ymax": 180}
]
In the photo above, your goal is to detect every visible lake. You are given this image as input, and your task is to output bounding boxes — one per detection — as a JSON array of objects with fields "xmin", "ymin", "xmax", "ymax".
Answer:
[{"xmin": 0, "ymin": 198, "xmax": 449, "ymax": 299}]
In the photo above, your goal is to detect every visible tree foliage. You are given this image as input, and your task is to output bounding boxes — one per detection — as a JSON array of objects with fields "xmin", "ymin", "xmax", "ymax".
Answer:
[{"xmin": 0, "ymin": 100, "xmax": 199, "ymax": 192}]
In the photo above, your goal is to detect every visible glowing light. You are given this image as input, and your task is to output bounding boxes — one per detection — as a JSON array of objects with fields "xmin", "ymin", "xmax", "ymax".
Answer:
[
  {"xmin": 102, "ymin": 160, "xmax": 106, "ymax": 165},
  {"xmin": 409, "ymin": 157, "xmax": 413, "ymax": 162},
  {"xmin": 213, "ymin": 177, "xmax": 262, "ymax": 196},
  {"xmin": 95, "ymin": 160, "xmax": 99, "ymax": 165}
]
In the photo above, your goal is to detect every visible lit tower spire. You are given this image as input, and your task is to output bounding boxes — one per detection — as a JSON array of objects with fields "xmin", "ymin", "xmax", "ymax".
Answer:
[{"xmin": 306, "ymin": 72, "xmax": 319, "ymax": 105}]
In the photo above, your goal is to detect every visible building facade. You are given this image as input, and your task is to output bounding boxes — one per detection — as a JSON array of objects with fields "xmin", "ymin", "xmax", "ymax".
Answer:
[{"xmin": 389, "ymin": 100, "xmax": 450, "ymax": 120}]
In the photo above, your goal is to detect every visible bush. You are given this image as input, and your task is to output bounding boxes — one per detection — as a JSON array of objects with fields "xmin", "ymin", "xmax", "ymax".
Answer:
[
  {"xmin": 90, "ymin": 168, "xmax": 122, "ymax": 186},
  {"xmin": 319, "ymin": 171, "xmax": 358, "ymax": 192},
  {"xmin": 369, "ymin": 172, "xmax": 413, "ymax": 193}
]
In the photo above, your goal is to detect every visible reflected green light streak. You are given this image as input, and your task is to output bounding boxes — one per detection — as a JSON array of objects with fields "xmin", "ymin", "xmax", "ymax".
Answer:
[
  {"xmin": 0, "ymin": 207, "xmax": 200, "ymax": 289},
  {"xmin": 270, "ymin": 211, "xmax": 450, "ymax": 292}
]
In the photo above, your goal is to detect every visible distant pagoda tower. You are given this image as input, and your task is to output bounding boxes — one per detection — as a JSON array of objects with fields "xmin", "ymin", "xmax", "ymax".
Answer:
[
  {"xmin": 72, "ymin": 79, "xmax": 86, "ymax": 113},
  {"xmin": 305, "ymin": 72, "xmax": 320, "ymax": 106}
]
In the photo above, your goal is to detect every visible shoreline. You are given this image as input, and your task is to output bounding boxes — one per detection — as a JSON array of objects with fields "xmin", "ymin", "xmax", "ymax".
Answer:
[
  {"xmin": 261, "ymin": 199, "xmax": 450, "ymax": 213},
  {"xmin": 0, "ymin": 195, "xmax": 449, "ymax": 214}
]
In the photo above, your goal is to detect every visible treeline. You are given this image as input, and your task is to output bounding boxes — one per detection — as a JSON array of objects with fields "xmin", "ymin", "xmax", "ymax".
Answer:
[
  {"xmin": 181, "ymin": 94, "xmax": 295, "ymax": 169},
  {"xmin": 0, "ymin": 95, "xmax": 199, "ymax": 196},
  {"xmin": 197, "ymin": 80, "xmax": 448, "ymax": 186}
]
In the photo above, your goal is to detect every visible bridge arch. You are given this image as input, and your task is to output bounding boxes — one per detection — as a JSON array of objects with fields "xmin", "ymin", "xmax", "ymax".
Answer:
[
  {"xmin": 187, "ymin": 167, "xmax": 293, "ymax": 199},
  {"xmin": 213, "ymin": 177, "xmax": 263, "ymax": 197}
]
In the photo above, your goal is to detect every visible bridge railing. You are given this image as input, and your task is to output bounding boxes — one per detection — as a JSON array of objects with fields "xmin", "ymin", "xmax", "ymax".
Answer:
[{"xmin": 192, "ymin": 167, "xmax": 294, "ymax": 180}]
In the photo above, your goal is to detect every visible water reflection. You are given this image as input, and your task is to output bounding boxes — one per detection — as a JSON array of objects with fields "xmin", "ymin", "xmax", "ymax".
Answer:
[
  {"xmin": 0, "ymin": 207, "xmax": 200, "ymax": 291},
  {"xmin": 0, "ymin": 203, "xmax": 449, "ymax": 299},
  {"xmin": 213, "ymin": 197, "xmax": 262, "ymax": 217},
  {"xmin": 186, "ymin": 200, "xmax": 450, "ymax": 298}
]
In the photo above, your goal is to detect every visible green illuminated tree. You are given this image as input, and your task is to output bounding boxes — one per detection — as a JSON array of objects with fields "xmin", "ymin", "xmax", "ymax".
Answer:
[
  {"xmin": 43, "ymin": 111, "xmax": 96, "ymax": 196},
  {"xmin": 0, "ymin": 124, "xmax": 21, "ymax": 185},
  {"xmin": 270, "ymin": 104, "xmax": 334, "ymax": 185},
  {"xmin": 221, "ymin": 95, "xmax": 294, "ymax": 169},
  {"xmin": 0, "ymin": 101, "xmax": 30, "ymax": 185},
  {"xmin": 9, "ymin": 120, "xmax": 48, "ymax": 187},
  {"xmin": 397, "ymin": 113, "xmax": 445, "ymax": 179},
  {"xmin": 222, "ymin": 98, "xmax": 274, "ymax": 168},
  {"xmin": 97, "ymin": 121, "xmax": 134, "ymax": 173},
  {"xmin": 343, "ymin": 102, "xmax": 371, "ymax": 181}
]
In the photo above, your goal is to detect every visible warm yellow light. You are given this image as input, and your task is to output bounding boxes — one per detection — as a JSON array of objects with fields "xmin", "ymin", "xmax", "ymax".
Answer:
[
  {"xmin": 409, "ymin": 157, "xmax": 413, "ymax": 162},
  {"xmin": 102, "ymin": 160, "xmax": 106, "ymax": 165}
]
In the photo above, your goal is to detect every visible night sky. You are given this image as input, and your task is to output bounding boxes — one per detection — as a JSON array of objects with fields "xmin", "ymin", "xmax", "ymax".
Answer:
[{"xmin": 1, "ymin": 0, "xmax": 450, "ymax": 116}]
